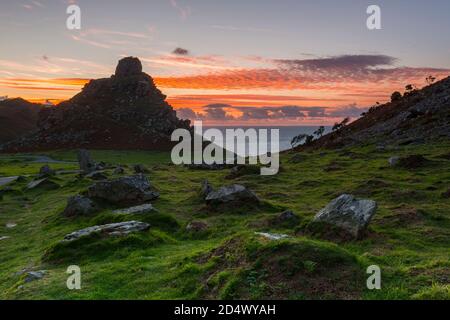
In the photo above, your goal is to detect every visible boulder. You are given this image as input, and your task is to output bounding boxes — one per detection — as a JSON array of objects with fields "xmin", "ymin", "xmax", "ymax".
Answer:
[
  {"xmin": 63, "ymin": 221, "xmax": 150, "ymax": 242},
  {"xmin": 187, "ymin": 163, "xmax": 227, "ymax": 170},
  {"xmin": 200, "ymin": 180, "xmax": 213, "ymax": 199},
  {"xmin": 87, "ymin": 174, "xmax": 159, "ymax": 206},
  {"xmin": 398, "ymin": 155, "xmax": 428, "ymax": 169},
  {"xmin": 112, "ymin": 203, "xmax": 155, "ymax": 215},
  {"xmin": 255, "ymin": 232, "xmax": 289, "ymax": 241},
  {"xmin": 388, "ymin": 156, "xmax": 400, "ymax": 167},
  {"xmin": 77, "ymin": 149, "xmax": 96, "ymax": 174},
  {"xmin": 39, "ymin": 165, "xmax": 55, "ymax": 177},
  {"xmin": 62, "ymin": 195, "xmax": 98, "ymax": 217},
  {"xmin": 133, "ymin": 164, "xmax": 149, "ymax": 174},
  {"xmin": 289, "ymin": 154, "xmax": 304, "ymax": 163},
  {"xmin": 27, "ymin": 178, "xmax": 59, "ymax": 190},
  {"xmin": 313, "ymin": 194, "xmax": 377, "ymax": 238},
  {"xmin": 0, "ymin": 236, "xmax": 10, "ymax": 241},
  {"xmin": 186, "ymin": 221, "xmax": 208, "ymax": 233},
  {"xmin": 24, "ymin": 270, "xmax": 46, "ymax": 283},
  {"xmin": 205, "ymin": 184, "xmax": 260, "ymax": 206},
  {"xmin": 0, "ymin": 176, "xmax": 23, "ymax": 187},
  {"xmin": 6, "ymin": 223, "xmax": 17, "ymax": 228},
  {"xmin": 113, "ymin": 166, "xmax": 125, "ymax": 174},
  {"xmin": 277, "ymin": 210, "xmax": 298, "ymax": 222},
  {"xmin": 85, "ymin": 171, "xmax": 108, "ymax": 181}
]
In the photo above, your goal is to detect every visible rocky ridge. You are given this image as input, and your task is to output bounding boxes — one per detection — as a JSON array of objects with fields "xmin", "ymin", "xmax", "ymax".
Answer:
[{"xmin": 1, "ymin": 57, "xmax": 190, "ymax": 152}]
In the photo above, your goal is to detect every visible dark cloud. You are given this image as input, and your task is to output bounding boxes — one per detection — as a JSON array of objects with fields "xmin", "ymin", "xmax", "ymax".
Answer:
[
  {"xmin": 275, "ymin": 54, "xmax": 397, "ymax": 70},
  {"xmin": 180, "ymin": 104, "xmax": 368, "ymax": 121},
  {"xmin": 176, "ymin": 107, "xmax": 197, "ymax": 120},
  {"xmin": 172, "ymin": 47, "xmax": 189, "ymax": 55},
  {"xmin": 326, "ymin": 103, "xmax": 368, "ymax": 118}
]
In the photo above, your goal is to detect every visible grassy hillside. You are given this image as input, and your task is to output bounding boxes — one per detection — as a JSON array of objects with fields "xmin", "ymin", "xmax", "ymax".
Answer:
[{"xmin": 0, "ymin": 145, "xmax": 449, "ymax": 300}]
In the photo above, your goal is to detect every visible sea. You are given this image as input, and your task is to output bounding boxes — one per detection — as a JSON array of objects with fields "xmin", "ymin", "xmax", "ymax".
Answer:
[{"xmin": 202, "ymin": 126, "xmax": 331, "ymax": 157}]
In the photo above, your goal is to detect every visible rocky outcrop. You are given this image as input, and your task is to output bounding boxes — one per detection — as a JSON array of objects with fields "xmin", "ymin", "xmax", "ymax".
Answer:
[
  {"xmin": 255, "ymin": 232, "xmax": 289, "ymax": 241},
  {"xmin": 112, "ymin": 203, "xmax": 155, "ymax": 215},
  {"xmin": 78, "ymin": 149, "xmax": 97, "ymax": 174},
  {"xmin": 62, "ymin": 195, "xmax": 99, "ymax": 217},
  {"xmin": 186, "ymin": 221, "xmax": 208, "ymax": 233},
  {"xmin": 87, "ymin": 174, "xmax": 159, "ymax": 206},
  {"xmin": 39, "ymin": 165, "xmax": 55, "ymax": 177},
  {"xmin": 24, "ymin": 270, "xmax": 46, "ymax": 283},
  {"xmin": 0, "ymin": 176, "xmax": 24, "ymax": 187},
  {"xmin": 200, "ymin": 180, "xmax": 214, "ymax": 199},
  {"xmin": 301, "ymin": 75, "xmax": 450, "ymax": 149},
  {"xmin": 26, "ymin": 178, "xmax": 59, "ymax": 190},
  {"xmin": 63, "ymin": 221, "xmax": 150, "ymax": 242},
  {"xmin": 205, "ymin": 184, "xmax": 260, "ymax": 206},
  {"xmin": 312, "ymin": 194, "xmax": 377, "ymax": 238},
  {"xmin": 1, "ymin": 57, "xmax": 191, "ymax": 152},
  {"xmin": 133, "ymin": 164, "xmax": 149, "ymax": 174}
]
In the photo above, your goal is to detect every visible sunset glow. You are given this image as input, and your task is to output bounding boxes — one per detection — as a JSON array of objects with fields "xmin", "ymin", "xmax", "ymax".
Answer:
[{"xmin": 1, "ymin": 0, "xmax": 449, "ymax": 125}]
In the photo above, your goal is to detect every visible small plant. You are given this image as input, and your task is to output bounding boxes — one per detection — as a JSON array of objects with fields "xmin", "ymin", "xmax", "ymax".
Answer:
[
  {"xmin": 391, "ymin": 91, "xmax": 402, "ymax": 102},
  {"xmin": 404, "ymin": 84, "xmax": 417, "ymax": 96},
  {"xmin": 303, "ymin": 260, "xmax": 317, "ymax": 273},
  {"xmin": 332, "ymin": 117, "xmax": 350, "ymax": 132},
  {"xmin": 426, "ymin": 75, "xmax": 436, "ymax": 85},
  {"xmin": 313, "ymin": 126, "xmax": 325, "ymax": 138},
  {"xmin": 290, "ymin": 134, "xmax": 314, "ymax": 148}
]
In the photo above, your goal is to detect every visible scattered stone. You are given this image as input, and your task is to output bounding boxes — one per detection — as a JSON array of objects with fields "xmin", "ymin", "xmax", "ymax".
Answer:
[
  {"xmin": 0, "ymin": 176, "xmax": 23, "ymax": 187},
  {"xmin": 113, "ymin": 166, "xmax": 125, "ymax": 174},
  {"xmin": 200, "ymin": 180, "xmax": 213, "ymax": 199},
  {"xmin": 0, "ymin": 236, "xmax": 10, "ymax": 241},
  {"xmin": 63, "ymin": 221, "xmax": 150, "ymax": 242},
  {"xmin": 24, "ymin": 270, "xmax": 46, "ymax": 283},
  {"xmin": 226, "ymin": 165, "xmax": 260, "ymax": 179},
  {"xmin": 289, "ymin": 154, "xmax": 304, "ymax": 163},
  {"xmin": 39, "ymin": 165, "xmax": 55, "ymax": 177},
  {"xmin": 6, "ymin": 223, "xmax": 17, "ymax": 228},
  {"xmin": 87, "ymin": 174, "xmax": 159, "ymax": 206},
  {"xmin": 388, "ymin": 156, "xmax": 400, "ymax": 167},
  {"xmin": 133, "ymin": 164, "xmax": 149, "ymax": 174},
  {"xmin": 324, "ymin": 161, "xmax": 342, "ymax": 172},
  {"xmin": 113, "ymin": 203, "xmax": 155, "ymax": 215},
  {"xmin": 205, "ymin": 184, "xmax": 260, "ymax": 206},
  {"xmin": 96, "ymin": 161, "xmax": 107, "ymax": 170},
  {"xmin": 26, "ymin": 178, "xmax": 59, "ymax": 190},
  {"xmin": 186, "ymin": 221, "xmax": 208, "ymax": 232},
  {"xmin": 85, "ymin": 171, "xmax": 108, "ymax": 181},
  {"xmin": 62, "ymin": 195, "xmax": 99, "ymax": 217},
  {"xmin": 187, "ymin": 163, "xmax": 227, "ymax": 170},
  {"xmin": 442, "ymin": 189, "xmax": 450, "ymax": 199},
  {"xmin": 379, "ymin": 207, "xmax": 424, "ymax": 226},
  {"xmin": 398, "ymin": 155, "xmax": 429, "ymax": 169},
  {"xmin": 313, "ymin": 194, "xmax": 377, "ymax": 239},
  {"xmin": 277, "ymin": 210, "xmax": 298, "ymax": 222},
  {"xmin": 56, "ymin": 170, "xmax": 82, "ymax": 175},
  {"xmin": 255, "ymin": 232, "xmax": 289, "ymax": 241},
  {"xmin": 77, "ymin": 149, "xmax": 96, "ymax": 174}
]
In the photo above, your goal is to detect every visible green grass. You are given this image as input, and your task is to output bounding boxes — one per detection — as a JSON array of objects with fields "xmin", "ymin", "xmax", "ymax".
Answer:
[{"xmin": 0, "ymin": 144, "xmax": 449, "ymax": 300}]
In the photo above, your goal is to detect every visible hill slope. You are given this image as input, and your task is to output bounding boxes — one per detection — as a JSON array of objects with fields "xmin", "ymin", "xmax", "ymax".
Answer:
[
  {"xmin": 0, "ymin": 98, "xmax": 42, "ymax": 144},
  {"xmin": 307, "ymin": 76, "xmax": 450, "ymax": 149}
]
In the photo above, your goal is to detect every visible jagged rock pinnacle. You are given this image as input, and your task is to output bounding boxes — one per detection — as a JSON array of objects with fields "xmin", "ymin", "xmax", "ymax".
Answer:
[{"xmin": 115, "ymin": 57, "xmax": 143, "ymax": 77}]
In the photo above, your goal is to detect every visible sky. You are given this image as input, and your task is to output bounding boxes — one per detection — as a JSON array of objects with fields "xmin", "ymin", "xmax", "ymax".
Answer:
[{"xmin": 0, "ymin": 0, "xmax": 449, "ymax": 125}]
